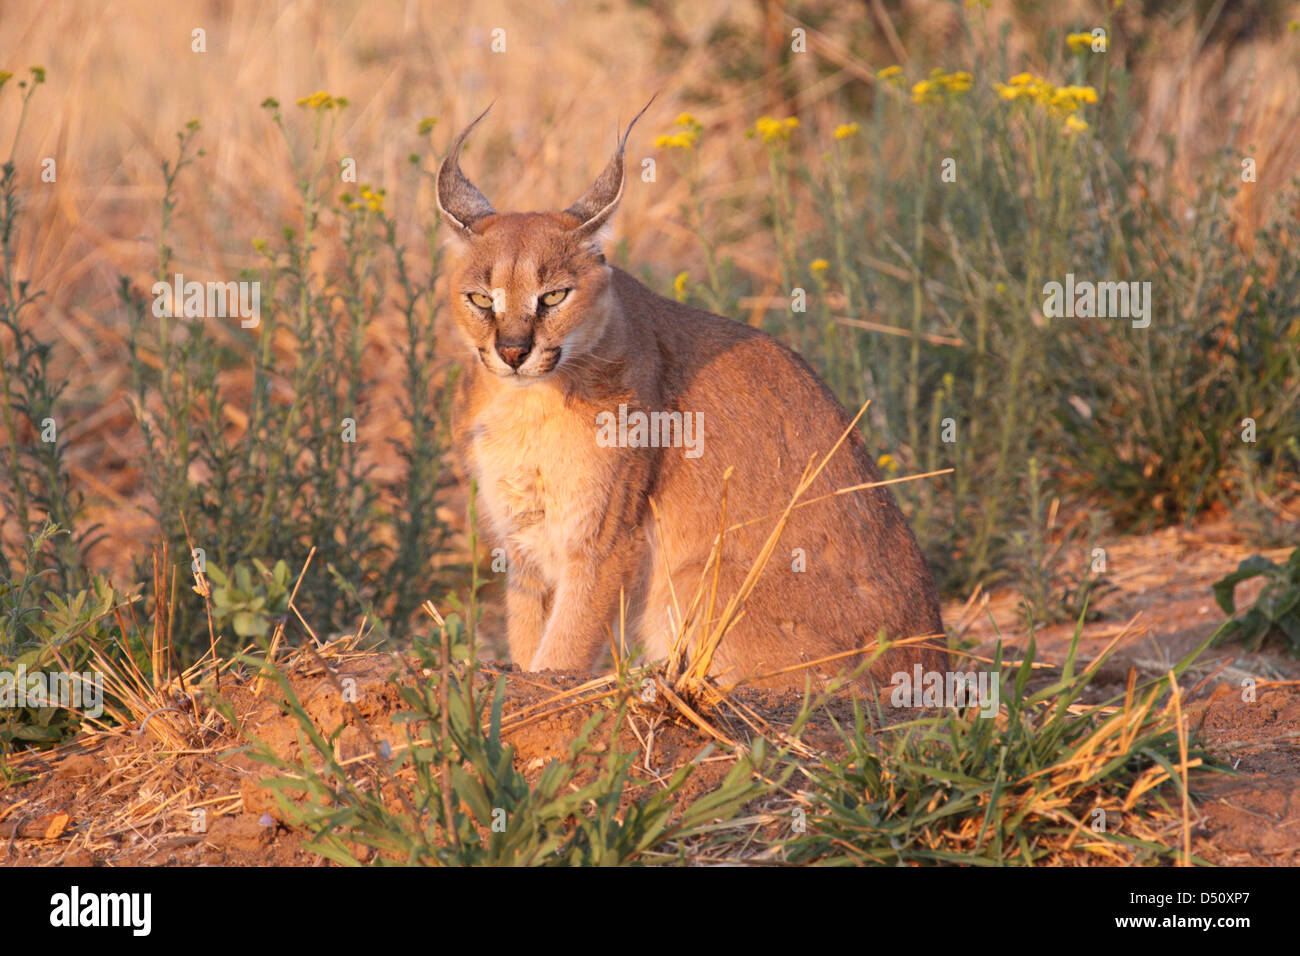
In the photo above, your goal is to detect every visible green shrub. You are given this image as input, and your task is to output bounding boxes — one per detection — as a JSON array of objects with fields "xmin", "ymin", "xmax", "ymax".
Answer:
[
  {"xmin": 1213, "ymin": 547, "xmax": 1300, "ymax": 654},
  {"xmin": 206, "ymin": 560, "xmax": 291, "ymax": 640},
  {"xmin": 0, "ymin": 68, "xmax": 95, "ymax": 598},
  {"xmin": 661, "ymin": 18, "xmax": 1300, "ymax": 596},
  {"xmin": 1007, "ymin": 458, "xmax": 1115, "ymax": 628},
  {"xmin": 0, "ymin": 523, "xmax": 134, "ymax": 774},
  {"xmin": 122, "ymin": 99, "xmax": 454, "ymax": 660}
]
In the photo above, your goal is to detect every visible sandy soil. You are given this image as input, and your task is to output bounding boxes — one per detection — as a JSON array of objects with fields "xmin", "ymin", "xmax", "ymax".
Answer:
[{"xmin": 951, "ymin": 514, "xmax": 1300, "ymax": 864}]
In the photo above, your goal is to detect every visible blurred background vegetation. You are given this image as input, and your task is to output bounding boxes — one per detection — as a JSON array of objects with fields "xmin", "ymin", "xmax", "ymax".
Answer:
[{"xmin": 0, "ymin": 0, "xmax": 1297, "ymax": 725}]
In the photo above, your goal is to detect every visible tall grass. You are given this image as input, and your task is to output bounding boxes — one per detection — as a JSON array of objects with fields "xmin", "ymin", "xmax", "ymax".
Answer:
[
  {"xmin": 0, "ymin": 68, "xmax": 92, "ymax": 599},
  {"xmin": 666, "ymin": 19, "xmax": 1300, "ymax": 598},
  {"xmin": 121, "ymin": 99, "xmax": 453, "ymax": 659}
]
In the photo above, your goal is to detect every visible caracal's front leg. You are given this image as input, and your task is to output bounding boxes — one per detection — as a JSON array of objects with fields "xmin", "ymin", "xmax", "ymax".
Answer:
[
  {"xmin": 505, "ymin": 555, "xmax": 549, "ymax": 669},
  {"xmin": 529, "ymin": 541, "xmax": 643, "ymax": 672}
]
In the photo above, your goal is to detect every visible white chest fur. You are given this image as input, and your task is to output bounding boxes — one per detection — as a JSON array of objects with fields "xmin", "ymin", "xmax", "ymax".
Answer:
[{"xmin": 469, "ymin": 386, "xmax": 608, "ymax": 586}]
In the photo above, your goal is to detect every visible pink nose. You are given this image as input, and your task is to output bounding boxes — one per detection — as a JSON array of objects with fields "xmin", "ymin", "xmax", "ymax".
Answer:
[{"xmin": 496, "ymin": 341, "xmax": 532, "ymax": 369}]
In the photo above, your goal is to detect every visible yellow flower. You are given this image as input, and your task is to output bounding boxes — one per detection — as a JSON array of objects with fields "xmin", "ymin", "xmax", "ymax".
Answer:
[
  {"xmin": 1046, "ymin": 84, "xmax": 1099, "ymax": 115},
  {"xmin": 655, "ymin": 130, "xmax": 698, "ymax": 150},
  {"xmin": 30, "ymin": 66, "xmax": 46, "ymax": 84},
  {"xmin": 913, "ymin": 69, "xmax": 972, "ymax": 104},
  {"xmin": 877, "ymin": 65, "xmax": 906, "ymax": 90},
  {"xmin": 656, "ymin": 112, "xmax": 702, "ymax": 150},
  {"xmin": 1049, "ymin": 89, "xmax": 1079, "ymax": 112},
  {"xmin": 750, "ymin": 115, "xmax": 799, "ymax": 143},
  {"xmin": 994, "ymin": 73, "xmax": 1095, "ymax": 119},
  {"xmin": 295, "ymin": 90, "xmax": 347, "ymax": 111},
  {"xmin": 877, "ymin": 453, "xmax": 900, "ymax": 475},
  {"xmin": 418, "ymin": 117, "xmax": 438, "ymax": 135},
  {"xmin": 1066, "ymin": 32, "xmax": 1095, "ymax": 52},
  {"xmin": 911, "ymin": 80, "xmax": 940, "ymax": 104},
  {"xmin": 1064, "ymin": 115, "xmax": 1089, "ymax": 134},
  {"xmin": 1289, "ymin": 19, "xmax": 1299, "ymax": 33},
  {"xmin": 941, "ymin": 70, "xmax": 973, "ymax": 93},
  {"xmin": 672, "ymin": 271, "xmax": 690, "ymax": 301},
  {"xmin": 0, "ymin": 72, "xmax": 12, "ymax": 90},
  {"xmin": 251, "ymin": 238, "xmax": 270, "ymax": 254},
  {"xmin": 357, "ymin": 185, "xmax": 386, "ymax": 213},
  {"xmin": 833, "ymin": 122, "xmax": 860, "ymax": 140},
  {"xmin": 809, "ymin": 259, "xmax": 830, "ymax": 274},
  {"xmin": 1000, "ymin": 74, "xmax": 1056, "ymax": 106}
]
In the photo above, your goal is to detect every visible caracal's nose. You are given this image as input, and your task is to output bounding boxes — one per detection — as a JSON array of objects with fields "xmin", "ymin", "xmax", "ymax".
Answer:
[{"xmin": 496, "ymin": 336, "xmax": 533, "ymax": 369}]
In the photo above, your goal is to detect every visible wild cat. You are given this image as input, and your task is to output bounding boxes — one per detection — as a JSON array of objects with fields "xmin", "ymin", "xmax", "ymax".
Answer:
[{"xmin": 437, "ymin": 105, "xmax": 945, "ymax": 689}]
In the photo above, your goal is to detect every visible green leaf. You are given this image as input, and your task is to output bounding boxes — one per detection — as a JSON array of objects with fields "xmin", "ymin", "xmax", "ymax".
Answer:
[
  {"xmin": 1212, "ymin": 555, "xmax": 1277, "ymax": 615},
  {"xmin": 232, "ymin": 611, "xmax": 269, "ymax": 637}
]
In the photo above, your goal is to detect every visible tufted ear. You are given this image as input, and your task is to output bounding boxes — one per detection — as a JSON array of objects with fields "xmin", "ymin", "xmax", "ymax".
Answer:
[
  {"xmin": 435, "ymin": 105, "xmax": 496, "ymax": 235},
  {"xmin": 563, "ymin": 95, "xmax": 656, "ymax": 242}
]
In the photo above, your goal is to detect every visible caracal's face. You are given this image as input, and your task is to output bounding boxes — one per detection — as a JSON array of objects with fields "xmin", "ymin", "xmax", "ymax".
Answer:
[{"xmin": 446, "ymin": 211, "xmax": 613, "ymax": 386}]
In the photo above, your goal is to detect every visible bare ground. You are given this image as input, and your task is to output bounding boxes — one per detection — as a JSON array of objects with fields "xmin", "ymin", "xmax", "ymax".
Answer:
[{"xmin": 951, "ymin": 514, "xmax": 1300, "ymax": 865}]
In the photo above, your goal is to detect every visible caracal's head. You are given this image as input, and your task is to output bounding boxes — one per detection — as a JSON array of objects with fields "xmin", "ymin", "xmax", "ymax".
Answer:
[{"xmin": 435, "ymin": 103, "xmax": 652, "ymax": 385}]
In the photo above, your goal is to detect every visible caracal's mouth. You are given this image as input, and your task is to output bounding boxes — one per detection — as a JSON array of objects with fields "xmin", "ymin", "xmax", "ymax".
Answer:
[{"xmin": 476, "ymin": 346, "xmax": 563, "ymax": 383}]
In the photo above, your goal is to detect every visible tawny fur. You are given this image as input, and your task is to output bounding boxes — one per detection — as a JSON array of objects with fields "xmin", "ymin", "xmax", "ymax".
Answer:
[{"xmin": 437, "ymin": 112, "xmax": 945, "ymax": 690}]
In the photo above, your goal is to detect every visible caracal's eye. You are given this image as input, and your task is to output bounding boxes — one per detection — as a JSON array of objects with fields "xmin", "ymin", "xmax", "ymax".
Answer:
[
  {"xmin": 540, "ymin": 288, "xmax": 569, "ymax": 308},
  {"xmin": 468, "ymin": 292, "xmax": 494, "ymax": 310}
]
